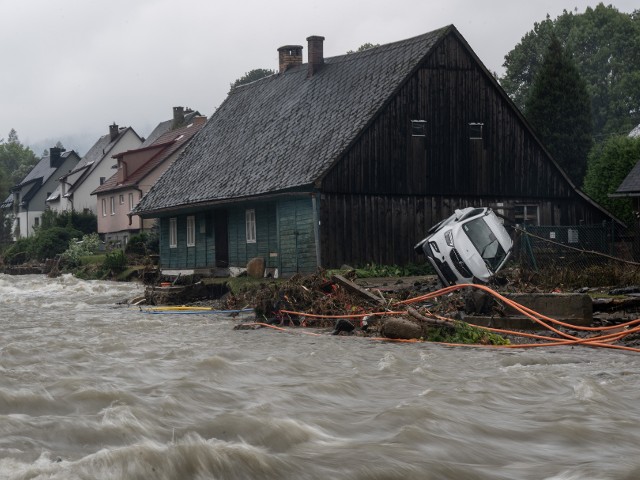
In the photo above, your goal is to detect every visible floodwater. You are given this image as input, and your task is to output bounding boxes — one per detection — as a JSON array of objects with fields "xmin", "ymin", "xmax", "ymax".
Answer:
[{"xmin": 1, "ymin": 274, "xmax": 640, "ymax": 479}]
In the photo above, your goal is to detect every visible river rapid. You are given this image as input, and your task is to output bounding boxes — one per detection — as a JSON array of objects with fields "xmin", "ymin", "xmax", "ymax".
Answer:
[{"xmin": 1, "ymin": 274, "xmax": 640, "ymax": 479}]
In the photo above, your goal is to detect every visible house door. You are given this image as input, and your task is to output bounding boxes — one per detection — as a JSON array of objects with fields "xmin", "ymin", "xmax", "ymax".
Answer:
[
  {"xmin": 278, "ymin": 199, "xmax": 315, "ymax": 275},
  {"xmin": 214, "ymin": 210, "xmax": 229, "ymax": 267}
]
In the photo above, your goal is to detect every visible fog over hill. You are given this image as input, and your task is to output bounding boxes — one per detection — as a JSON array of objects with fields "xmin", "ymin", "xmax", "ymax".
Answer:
[{"xmin": 23, "ymin": 120, "xmax": 159, "ymax": 159}]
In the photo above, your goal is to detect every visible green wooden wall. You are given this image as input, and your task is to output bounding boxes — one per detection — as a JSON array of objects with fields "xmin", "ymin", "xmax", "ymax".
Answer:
[
  {"xmin": 227, "ymin": 203, "xmax": 278, "ymax": 268},
  {"xmin": 159, "ymin": 212, "xmax": 214, "ymax": 270},
  {"xmin": 158, "ymin": 196, "xmax": 317, "ymax": 276}
]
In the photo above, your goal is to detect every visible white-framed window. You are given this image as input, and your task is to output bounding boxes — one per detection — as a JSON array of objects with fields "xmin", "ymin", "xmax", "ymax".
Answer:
[
  {"xmin": 119, "ymin": 194, "xmax": 125, "ymax": 205},
  {"xmin": 514, "ymin": 205, "xmax": 539, "ymax": 226},
  {"xmin": 110, "ymin": 196, "xmax": 115, "ymax": 215},
  {"xmin": 187, "ymin": 216, "xmax": 195, "ymax": 247},
  {"xmin": 102, "ymin": 198, "xmax": 107, "ymax": 217},
  {"xmin": 245, "ymin": 209, "xmax": 256, "ymax": 243},
  {"xmin": 169, "ymin": 217, "xmax": 177, "ymax": 248},
  {"xmin": 128, "ymin": 193, "xmax": 134, "ymax": 212}
]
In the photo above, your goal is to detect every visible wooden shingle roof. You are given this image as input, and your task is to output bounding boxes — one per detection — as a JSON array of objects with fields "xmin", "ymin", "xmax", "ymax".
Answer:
[{"xmin": 135, "ymin": 26, "xmax": 450, "ymax": 216}]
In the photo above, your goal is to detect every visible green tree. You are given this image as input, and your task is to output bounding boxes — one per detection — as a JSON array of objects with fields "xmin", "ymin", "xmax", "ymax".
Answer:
[
  {"xmin": 39, "ymin": 209, "xmax": 97, "ymax": 235},
  {"xmin": 501, "ymin": 4, "xmax": 640, "ymax": 140},
  {"xmin": 0, "ymin": 164, "xmax": 10, "ymax": 204},
  {"xmin": 347, "ymin": 42, "xmax": 380, "ymax": 54},
  {"xmin": 230, "ymin": 68, "xmax": 275, "ymax": 92},
  {"xmin": 0, "ymin": 209, "xmax": 13, "ymax": 248},
  {"xmin": 525, "ymin": 35, "xmax": 592, "ymax": 185},
  {"xmin": 0, "ymin": 129, "xmax": 39, "ymax": 199},
  {"xmin": 583, "ymin": 135, "xmax": 640, "ymax": 224}
]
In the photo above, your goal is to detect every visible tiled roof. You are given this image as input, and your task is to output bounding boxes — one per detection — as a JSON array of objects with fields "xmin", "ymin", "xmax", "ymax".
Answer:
[
  {"xmin": 14, "ymin": 151, "xmax": 79, "ymax": 203},
  {"xmin": 93, "ymin": 119, "xmax": 206, "ymax": 194},
  {"xmin": 630, "ymin": 124, "xmax": 640, "ymax": 138},
  {"xmin": 614, "ymin": 161, "xmax": 640, "ymax": 196},
  {"xmin": 17, "ymin": 151, "xmax": 78, "ymax": 188},
  {"xmin": 1, "ymin": 194, "xmax": 13, "ymax": 209},
  {"xmin": 63, "ymin": 127, "xmax": 139, "ymax": 193},
  {"xmin": 135, "ymin": 26, "xmax": 449, "ymax": 215},
  {"xmin": 141, "ymin": 110, "xmax": 201, "ymax": 148}
]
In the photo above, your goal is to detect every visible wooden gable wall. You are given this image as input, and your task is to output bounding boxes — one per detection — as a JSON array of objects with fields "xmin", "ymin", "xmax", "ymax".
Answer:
[{"xmin": 318, "ymin": 31, "xmax": 611, "ymax": 268}]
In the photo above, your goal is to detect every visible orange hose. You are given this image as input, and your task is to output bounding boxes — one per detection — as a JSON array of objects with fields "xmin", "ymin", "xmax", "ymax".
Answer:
[
  {"xmin": 279, "ymin": 309, "xmax": 408, "ymax": 319},
  {"xmin": 241, "ymin": 283, "xmax": 640, "ymax": 353},
  {"xmin": 398, "ymin": 283, "xmax": 640, "ymax": 353}
]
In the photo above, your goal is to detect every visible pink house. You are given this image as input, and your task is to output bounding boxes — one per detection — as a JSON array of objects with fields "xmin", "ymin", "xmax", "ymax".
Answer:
[{"xmin": 92, "ymin": 115, "xmax": 206, "ymax": 246}]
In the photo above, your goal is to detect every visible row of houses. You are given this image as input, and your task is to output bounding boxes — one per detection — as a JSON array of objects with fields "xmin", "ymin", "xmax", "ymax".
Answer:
[
  {"xmin": 2, "ymin": 107, "xmax": 206, "ymax": 246},
  {"xmin": 3, "ymin": 25, "xmax": 633, "ymax": 277}
]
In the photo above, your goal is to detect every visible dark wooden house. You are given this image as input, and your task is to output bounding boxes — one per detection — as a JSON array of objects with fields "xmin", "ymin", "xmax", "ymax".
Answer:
[{"xmin": 134, "ymin": 25, "xmax": 616, "ymax": 276}]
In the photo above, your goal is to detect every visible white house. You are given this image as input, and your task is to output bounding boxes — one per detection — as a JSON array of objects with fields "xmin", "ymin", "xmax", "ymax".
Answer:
[
  {"xmin": 47, "ymin": 123, "xmax": 142, "ymax": 214},
  {"xmin": 5, "ymin": 147, "xmax": 80, "ymax": 238}
]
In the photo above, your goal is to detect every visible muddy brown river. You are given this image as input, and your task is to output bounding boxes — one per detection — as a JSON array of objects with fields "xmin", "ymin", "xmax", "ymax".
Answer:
[{"xmin": 1, "ymin": 274, "xmax": 640, "ymax": 479}]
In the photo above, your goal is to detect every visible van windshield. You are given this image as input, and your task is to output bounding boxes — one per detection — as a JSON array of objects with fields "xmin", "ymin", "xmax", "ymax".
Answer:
[{"xmin": 462, "ymin": 217, "xmax": 507, "ymax": 271}]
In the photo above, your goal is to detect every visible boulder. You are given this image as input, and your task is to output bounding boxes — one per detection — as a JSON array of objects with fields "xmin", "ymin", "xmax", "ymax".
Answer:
[
  {"xmin": 380, "ymin": 318, "xmax": 423, "ymax": 340},
  {"xmin": 246, "ymin": 257, "xmax": 265, "ymax": 278}
]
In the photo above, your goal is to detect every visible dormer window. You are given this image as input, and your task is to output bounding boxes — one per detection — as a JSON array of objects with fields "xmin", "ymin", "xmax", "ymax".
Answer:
[
  {"xmin": 469, "ymin": 122, "xmax": 484, "ymax": 140},
  {"xmin": 411, "ymin": 120, "xmax": 426, "ymax": 137}
]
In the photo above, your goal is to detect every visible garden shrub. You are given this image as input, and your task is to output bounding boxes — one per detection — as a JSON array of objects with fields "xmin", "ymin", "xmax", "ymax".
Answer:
[
  {"xmin": 101, "ymin": 249, "xmax": 127, "ymax": 274},
  {"xmin": 3, "ymin": 237, "xmax": 32, "ymax": 265},
  {"xmin": 60, "ymin": 233, "xmax": 101, "ymax": 268},
  {"xmin": 125, "ymin": 233, "xmax": 148, "ymax": 256},
  {"xmin": 26, "ymin": 226, "xmax": 83, "ymax": 261}
]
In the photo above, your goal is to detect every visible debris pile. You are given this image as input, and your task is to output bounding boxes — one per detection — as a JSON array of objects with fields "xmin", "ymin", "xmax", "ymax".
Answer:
[
  {"xmin": 227, "ymin": 271, "xmax": 509, "ymax": 344},
  {"xmin": 225, "ymin": 271, "xmax": 640, "ymax": 352}
]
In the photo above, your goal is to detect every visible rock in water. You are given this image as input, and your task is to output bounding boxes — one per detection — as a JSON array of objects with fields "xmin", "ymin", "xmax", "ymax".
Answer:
[{"xmin": 380, "ymin": 318, "xmax": 422, "ymax": 340}]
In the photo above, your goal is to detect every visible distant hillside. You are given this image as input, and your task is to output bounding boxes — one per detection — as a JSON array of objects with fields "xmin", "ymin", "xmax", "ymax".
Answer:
[{"xmin": 27, "ymin": 133, "xmax": 96, "ymax": 158}]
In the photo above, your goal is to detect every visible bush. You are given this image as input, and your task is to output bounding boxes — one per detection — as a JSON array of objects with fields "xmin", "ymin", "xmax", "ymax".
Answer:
[
  {"xmin": 39, "ymin": 209, "xmax": 97, "ymax": 235},
  {"xmin": 27, "ymin": 226, "xmax": 83, "ymax": 261},
  {"xmin": 60, "ymin": 233, "xmax": 101, "ymax": 268},
  {"xmin": 125, "ymin": 233, "xmax": 148, "ymax": 256},
  {"xmin": 3, "ymin": 237, "xmax": 31, "ymax": 265},
  {"xmin": 101, "ymin": 249, "xmax": 127, "ymax": 274}
]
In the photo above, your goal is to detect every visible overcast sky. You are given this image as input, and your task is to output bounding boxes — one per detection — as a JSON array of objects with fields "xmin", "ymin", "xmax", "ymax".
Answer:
[{"xmin": 1, "ymin": 0, "xmax": 637, "ymax": 155}]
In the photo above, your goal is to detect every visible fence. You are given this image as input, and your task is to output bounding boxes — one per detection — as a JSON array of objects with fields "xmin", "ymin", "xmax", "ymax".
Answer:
[{"xmin": 516, "ymin": 222, "xmax": 640, "ymax": 284}]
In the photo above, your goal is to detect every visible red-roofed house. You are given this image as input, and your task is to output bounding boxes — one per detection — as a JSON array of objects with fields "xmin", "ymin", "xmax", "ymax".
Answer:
[{"xmin": 92, "ymin": 115, "xmax": 206, "ymax": 246}]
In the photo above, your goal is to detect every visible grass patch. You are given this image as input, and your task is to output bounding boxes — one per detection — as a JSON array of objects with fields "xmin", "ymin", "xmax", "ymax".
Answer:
[
  {"xmin": 79, "ymin": 254, "xmax": 106, "ymax": 265},
  {"xmin": 426, "ymin": 321, "xmax": 510, "ymax": 345}
]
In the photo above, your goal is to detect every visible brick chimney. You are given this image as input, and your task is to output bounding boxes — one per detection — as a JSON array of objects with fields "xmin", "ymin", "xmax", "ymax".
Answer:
[
  {"xmin": 278, "ymin": 45, "xmax": 303, "ymax": 73},
  {"xmin": 172, "ymin": 106, "xmax": 185, "ymax": 129},
  {"xmin": 109, "ymin": 123, "xmax": 119, "ymax": 141},
  {"xmin": 49, "ymin": 146, "xmax": 65, "ymax": 168},
  {"xmin": 307, "ymin": 36, "xmax": 325, "ymax": 77},
  {"xmin": 192, "ymin": 115, "xmax": 207, "ymax": 126}
]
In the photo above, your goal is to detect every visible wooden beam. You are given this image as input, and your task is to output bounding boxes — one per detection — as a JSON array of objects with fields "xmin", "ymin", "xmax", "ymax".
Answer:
[{"xmin": 331, "ymin": 274, "xmax": 385, "ymax": 305}]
